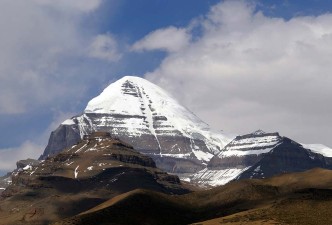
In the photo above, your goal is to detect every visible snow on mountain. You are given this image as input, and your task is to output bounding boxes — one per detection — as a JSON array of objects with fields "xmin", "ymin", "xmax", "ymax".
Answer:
[
  {"xmin": 237, "ymin": 137, "xmax": 332, "ymax": 180},
  {"xmin": 302, "ymin": 143, "xmax": 332, "ymax": 157},
  {"xmin": 41, "ymin": 76, "xmax": 233, "ymax": 174},
  {"xmin": 190, "ymin": 130, "xmax": 332, "ymax": 187},
  {"xmin": 188, "ymin": 130, "xmax": 282, "ymax": 186},
  {"xmin": 189, "ymin": 167, "xmax": 250, "ymax": 187},
  {"xmin": 216, "ymin": 130, "xmax": 282, "ymax": 158},
  {"xmin": 82, "ymin": 76, "xmax": 231, "ymax": 153},
  {"xmin": 0, "ymin": 175, "xmax": 12, "ymax": 192}
]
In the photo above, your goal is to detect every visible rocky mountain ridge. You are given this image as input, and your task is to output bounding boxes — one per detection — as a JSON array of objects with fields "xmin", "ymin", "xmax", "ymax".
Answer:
[{"xmin": 0, "ymin": 132, "xmax": 189, "ymax": 225}]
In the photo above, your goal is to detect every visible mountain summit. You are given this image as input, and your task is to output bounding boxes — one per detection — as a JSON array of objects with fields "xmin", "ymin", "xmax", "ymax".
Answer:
[{"xmin": 40, "ymin": 76, "xmax": 232, "ymax": 174}]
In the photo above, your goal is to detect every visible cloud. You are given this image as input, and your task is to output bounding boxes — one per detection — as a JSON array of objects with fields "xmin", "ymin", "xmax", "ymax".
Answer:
[
  {"xmin": 0, "ymin": 141, "xmax": 43, "ymax": 171},
  {"xmin": 31, "ymin": 0, "xmax": 102, "ymax": 12},
  {"xmin": 0, "ymin": 0, "xmax": 123, "ymax": 171},
  {"xmin": 142, "ymin": 0, "xmax": 332, "ymax": 146},
  {"xmin": 132, "ymin": 26, "xmax": 191, "ymax": 52},
  {"xmin": 0, "ymin": 0, "xmax": 120, "ymax": 114},
  {"xmin": 88, "ymin": 34, "xmax": 122, "ymax": 62},
  {"xmin": 0, "ymin": 110, "xmax": 78, "ymax": 172}
]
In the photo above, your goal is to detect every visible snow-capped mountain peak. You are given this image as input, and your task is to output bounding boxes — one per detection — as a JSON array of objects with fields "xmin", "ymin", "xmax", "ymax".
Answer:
[
  {"xmin": 42, "ymin": 76, "xmax": 233, "ymax": 174},
  {"xmin": 84, "ymin": 76, "xmax": 211, "ymax": 138}
]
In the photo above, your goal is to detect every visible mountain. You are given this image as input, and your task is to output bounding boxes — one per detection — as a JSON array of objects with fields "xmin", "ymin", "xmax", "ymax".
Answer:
[
  {"xmin": 237, "ymin": 137, "xmax": 332, "ymax": 180},
  {"xmin": 0, "ymin": 132, "xmax": 189, "ymax": 225},
  {"xmin": 54, "ymin": 168, "xmax": 332, "ymax": 225},
  {"xmin": 3, "ymin": 136, "xmax": 332, "ymax": 225},
  {"xmin": 40, "ymin": 76, "xmax": 232, "ymax": 174},
  {"xmin": 189, "ymin": 130, "xmax": 332, "ymax": 186},
  {"xmin": 37, "ymin": 76, "xmax": 332, "ymax": 187},
  {"xmin": 0, "ymin": 159, "xmax": 40, "ymax": 193},
  {"xmin": 0, "ymin": 173, "xmax": 11, "ymax": 193}
]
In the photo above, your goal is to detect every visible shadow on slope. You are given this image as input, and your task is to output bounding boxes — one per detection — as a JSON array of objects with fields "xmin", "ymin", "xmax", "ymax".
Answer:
[{"xmin": 56, "ymin": 168, "xmax": 332, "ymax": 225}]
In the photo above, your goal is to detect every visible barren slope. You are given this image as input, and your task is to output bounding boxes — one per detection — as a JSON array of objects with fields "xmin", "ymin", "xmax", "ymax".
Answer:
[{"xmin": 55, "ymin": 168, "xmax": 332, "ymax": 225}]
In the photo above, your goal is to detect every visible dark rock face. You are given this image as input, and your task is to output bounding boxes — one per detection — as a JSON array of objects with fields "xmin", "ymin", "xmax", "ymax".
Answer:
[
  {"xmin": 16, "ymin": 158, "xmax": 40, "ymax": 169},
  {"xmin": 208, "ymin": 154, "xmax": 263, "ymax": 169},
  {"xmin": 237, "ymin": 137, "xmax": 332, "ymax": 180},
  {"xmin": 107, "ymin": 152, "xmax": 157, "ymax": 168},
  {"xmin": 153, "ymin": 156, "xmax": 205, "ymax": 173},
  {"xmin": 40, "ymin": 123, "xmax": 81, "ymax": 159}
]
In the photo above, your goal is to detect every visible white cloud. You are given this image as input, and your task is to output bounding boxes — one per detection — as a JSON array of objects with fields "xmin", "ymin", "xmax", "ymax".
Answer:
[
  {"xmin": 132, "ymin": 26, "xmax": 190, "ymax": 52},
  {"xmin": 0, "ymin": 110, "xmax": 78, "ymax": 172},
  {"xmin": 31, "ymin": 0, "xmax": 102, "ymax": 12},
  {"xmin": 0, "ymin": 141, "xmax": 43, "ymax": 171},
  {"xmin": 143, "ymin": 0, "xmax": 332, "ymax": 146},
  {"xmin": 89, "ymin": 34, "xmax": 122, "ymax": 62},
  {"xmin": 0, "ymin": 0, "xmax": 120, "ymax": 170},
  {"xmin": 0, "ymin": 0, "xmax": 117, "ymax": 114}
]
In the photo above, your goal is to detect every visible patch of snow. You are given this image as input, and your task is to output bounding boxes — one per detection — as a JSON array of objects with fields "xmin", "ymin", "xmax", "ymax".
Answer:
[
  {"xmin": 190, "ymin": 167, "xmax": 250, "ymax": 186},
  {"xmin": 225, "ymin": 137, "xmax": 281, "ymax": 151},
  {"xmin": 74, "ymin": 166, "xmax": 79, "ymax": 179},
  {"xmin": 309, "ymin": 155, "xmax": 315, "ymax": 160},
  {"xmin": 181, "ymin": 177, "xmax": 191, "ymax": 182},
  {"xmin": 254, "ymin": 166, "xmax": 261, "ymax": 172},
  {"xmin": 217, "ymin": 133, "xmax": 282, "ymax": 158},
  {"xmin": 150, "ymin": 153, "xmax": 192, "ymax": 159},
  {"xmin": 87, "ymin": 166, "xmax": 93, "ymax": 171},
  {"xmin": 65, "ymin": 161, "xmax": 74, "ymax": 166},
  {"xmin": 192, "ymin": 149, "xmax": 214, "ymax": 161},
  {"xmin": 61, "ymin": 119, "xmax": 75, "ymax": 125},
  {"xmin": 23, "ymin": 165, "xmax": 32, "ymax": 171},
  {"xmin": 220, "ymin": 147, "xmax": 276, "ymax": 157},
  {"xmin": 30, "ymin": 170, "xmax": 37, "ymax": 176},
  {"xmin": 4, "ymin": 177, "xmax": 12, "ymax": 184},
  {"xmin": 302, "ymin": 143, "xmax": 332, "ymax": 157},
  {"xmin": 75, "ymin": 144, "xmax": 87, "ymax": 153}
]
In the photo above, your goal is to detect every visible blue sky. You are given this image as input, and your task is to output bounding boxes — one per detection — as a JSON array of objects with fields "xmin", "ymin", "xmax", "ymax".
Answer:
[{"xmin": 1, "ymin": 0, "xmax": 332, "ymax": 172}]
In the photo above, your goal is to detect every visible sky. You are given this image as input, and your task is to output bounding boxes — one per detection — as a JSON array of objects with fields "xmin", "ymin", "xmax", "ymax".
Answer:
[{"xmin": 0, "ymin": 0, "xmax": 332, "ymax": 173}]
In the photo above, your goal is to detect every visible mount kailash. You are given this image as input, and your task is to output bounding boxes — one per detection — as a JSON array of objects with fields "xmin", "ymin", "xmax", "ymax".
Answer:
[{"xmin": 40, "ymin": 76, "xmax": 233, "ymax": 175}]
